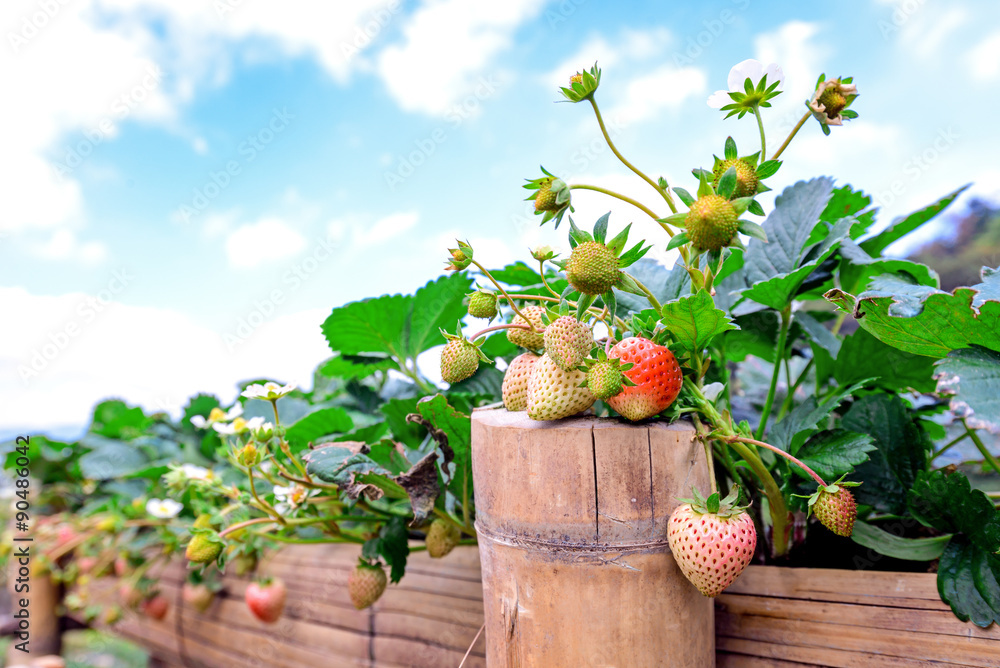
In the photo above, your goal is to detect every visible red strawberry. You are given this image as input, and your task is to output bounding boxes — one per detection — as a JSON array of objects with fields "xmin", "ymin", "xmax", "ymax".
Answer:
[
  {"xmin": 808, "ymin": 479, "xmax": 859, "ymax": 537},
  {"xmin": 246, "ymin": 578, "xmax": 286, "ymax": 624},
  {"xmin": 142, "ymin": 594, "xmax": 169, "ymax": 620},
  {"xmin": 667, "ymin": 488, "xmax": 756, "ymax": 597},
  {"xmin": 183, "ymin": 582, "xmax": 216, "ymax": 613},
  {"xmin": 76, "ymin": 556, "xmax": 98, "ymax": 574},
  {"xmin": 502, "ymin": 352, "xmax": 539, "ymax": 411},
  {"xmin": 606, "ymin": 337, "xmax": 682, "ymax": 421},
  {"xmin": 348, "ymin": 562, "xmax": 388, "ymax": 610}
]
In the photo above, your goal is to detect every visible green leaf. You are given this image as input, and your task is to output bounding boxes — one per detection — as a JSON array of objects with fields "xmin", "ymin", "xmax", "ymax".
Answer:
[
  {"xmin": 321, "ymin": 274, "xmax": 472, "ymax": 361},
  {"xmin": 79, "ymin": 442, "xmax": 149, "ymax": 480},
  {"xmin": 755, "ymin": 159, "xmax": 782, "ymax": 179},
  {"xmin": 723, "ymin": 311, "xmax": 780, "ymax": 362},
  {"xmin": 821, "ymin": 186, "xmax": 875, "ymax": 238},
  {"xmin": 825, "ymin": 274, "xmax": 1000, "ymax": 358},
  {"xmin": 618, "ymin": 240, "xmax": 651, "ymax": 268},
  {"xmin": 303, "ymin": 444, "xmax": 389, "ymax": 486},
  {"xmin": 319, "ymin": 354, "xmax": 396, "ymax": 381},
  {"xmin": 843, "ymin": 394, "xmax": 928, "ymax": 515},
  {"xmin": 860, "ymin": 185, "xmax": 969, "ymax": 255},
  {"xmin": 938, "ymin": 536, "xmax": 1000, "ymax": 627},
  {"xmin": 724, "ymin": 136, "xmax": 738, "ymax": 160},
  {"xmin": 673, "ymin": 188, "xmax": 696, "ymax": 207},
  {"xmin": 660, "ymin": 290, "xmax": 739, "ymax": 353},
  {"xmin": 666, "ymin": 232, "xmax": 689, "ymax": 251},
  {"xmin": 593, "ymin": 213, "xmax": 609, "ymax": 244},
  {"xmin": 794, "ymin": 429, "xmax": 875, "ymax": 481},
  {"xmin": 851, "ymin": 521, "xmax": 950, "ymax": 561},
  {"xmin": 717, "ymin": 166, "xmax": 737, "ymax": 199},
  {"xmin": 605, "ymin": 223, "xmax": 632, "ymax": 256},
  {"xmin": 415, "ymin": 395, "xmax": 471, "ymax": 499},
  {"xmin": 285, "ymin": 407, "xmax": 354, "ymax": 451},
  {"xmin": 737, "ymin": 219, "xmax": 767, "ymax": 242},
  {"xmin": 935, "ymin": 346, "xmax": 1000, "ymax": 434},
  {"xmin": 90, "ymin": 400, "xmax": 150, "ymax": 440},
  {"xmin": 835, "ymin": 329, "xmax": 937, "ymax": 393},
  {"xmin": 795, "ymin": 312, "xmax": 841, "ymax": 357},
  {"xmin": 769, "ymin": 380, "xmax": 869, "ymax": 454},
  {"xmin": 838, "ymin": 239, "xmax": 939, "ymax": 295},
  {"xmin": 380, "ymin": 397, "xmax": 425, "ymax": 448},
  {"xmin": 908, "ymin": 469, "xmax": 1000, "ymax": 553}
]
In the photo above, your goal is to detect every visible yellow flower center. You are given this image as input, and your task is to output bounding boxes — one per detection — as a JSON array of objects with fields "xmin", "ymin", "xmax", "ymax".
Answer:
[{"xmin": 208, "ymin": 407, "xmax": 226, "ymax": 422}]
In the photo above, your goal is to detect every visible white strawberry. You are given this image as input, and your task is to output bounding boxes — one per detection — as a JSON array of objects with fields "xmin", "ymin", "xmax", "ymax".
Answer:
[
  {"xmin": 502, "ymin": 352, "xmax": 540, "ymax": 411},
  {"xmin": 526, "ymin": 353, "xmax": 595, "ymax": 420},
  {"xmin": 542, "ymin": 315, "xmax": 594, "ymax": 371},
  {"xmin": 667, "ymin": 487, "xmax": 756, "ymax": 597}
]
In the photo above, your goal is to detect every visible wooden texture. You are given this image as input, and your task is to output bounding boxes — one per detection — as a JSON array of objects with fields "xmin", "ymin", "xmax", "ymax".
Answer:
[
  {"xmin": 471, "ymin": 408, "xmax": 714, "ymax": 668},
  {"xmin": 716, "ymin": 565, "xmax": 1000, "ymax": 667},
  {"xmin": 5, "ymin": 560, "xmax": 60, "ymax": 662}
]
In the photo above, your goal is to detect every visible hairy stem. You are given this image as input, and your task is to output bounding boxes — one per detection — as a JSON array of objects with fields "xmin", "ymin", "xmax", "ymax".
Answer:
[
  {"xmin": 570, "ymin": 184, "xmax": 665, "ymax": 229},
  {"xmin": 731, "ymin": 436, "xmax": 828, "ymax": 487},
  {"xmin": 753, "ymin": 107, "xmax": 767, "ymax": 161},
  {"xmin": 770, "ymin": 110, "xmax": 810, "ymax": 161}
]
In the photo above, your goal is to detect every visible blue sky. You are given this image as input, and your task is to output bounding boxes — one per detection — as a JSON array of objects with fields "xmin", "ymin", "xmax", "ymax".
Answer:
[{"xmin": 3, "ymin": 0, "xmax": 1000, "ymax": 436}]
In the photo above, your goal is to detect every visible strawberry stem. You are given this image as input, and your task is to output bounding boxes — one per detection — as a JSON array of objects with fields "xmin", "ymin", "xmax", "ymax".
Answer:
[
  {"xmin": 729, "ymin": 436, "xmax": 828, "ymax": 487},
  {"xmin": 570, "ymin": 184, "xmax": 667, "ymax": 233},
  {"xmin": 538, "ymin": 260, "xmax": 561, "ymax": 298},
  {"xmin": 471, "ymin": 261, "xmax": 537, "ymax": 330},
  {"xmin": 752, "ymin": 106, "xmax": 767, "ymax": 161},
  {"xmin": 964, "ymin": 420, "xmax": 1000, "ymax": 477},
  {"xmin": 470, "ymin": 323, "xmax": 530, "ymax": 341},
  {"xmin": 624, "ymin": 271, "xmax": 662, "ymax": 312},
  {"xmin": 755, "ymin": 305, "xmax": 791, "ymax": 440},
  {"xmin": 770, "ymin": 110, "xmax": 810, "ymax": 161}
]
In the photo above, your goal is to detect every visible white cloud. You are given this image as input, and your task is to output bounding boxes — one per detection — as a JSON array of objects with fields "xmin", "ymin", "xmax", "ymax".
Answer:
[
  {"xmin": 545, "ymin": 27, "xmax": 675, "ymax": 89},
  {"xmin": 967, "ymin": 30, "xmax": 1000, "ymax": 81},
  {"xmin": 606, "ymin": 65, "xmax": 706, "ymax": 125},
  {"xmin": 1, "ymin": 286, "xmax": 330, "ymax": 434},
  {"xmin": 31, "ymin": 229, "xmax": 108, "ymax": 266},
  {"xmin": 225, "ymin": 218, "xmax": 307, "ymax": 268},
  {"xmin": 376, "ymin": 0, "xmax": 545, "ymax": 115},
  {"xmin": 753, "ymin": 21, "xmax": 826, "ymax": 116},
  {"xmin": 328, "ymin": 211, "xmax": 419, "ymax": 248}
]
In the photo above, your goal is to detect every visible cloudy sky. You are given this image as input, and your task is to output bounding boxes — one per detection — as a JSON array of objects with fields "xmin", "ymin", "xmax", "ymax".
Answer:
[{"xmin": 3, "ymin": 0, "xmax": 999, "ymax": 438}]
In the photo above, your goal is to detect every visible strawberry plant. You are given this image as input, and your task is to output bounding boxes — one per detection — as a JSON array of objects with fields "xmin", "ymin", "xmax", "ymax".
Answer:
[{"xmin": 2, "ymin": 58, "xmax": 998, "ymax": 632}]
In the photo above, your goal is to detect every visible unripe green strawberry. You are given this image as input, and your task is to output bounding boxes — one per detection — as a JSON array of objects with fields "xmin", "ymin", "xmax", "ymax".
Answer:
[
  {"xmin": 507, "ymin": 305, "xmax": 546, "ymax": 349},
  {"xmin": 534, "ymin": 178, "xmax": 560, "ymax": 212},
  {"xmin": 584, "ymin": 359, "xmax": 631, "ymax": 400},
  {"xmin": 502, "ymin": 352, "xmax": 540, "ymax": 411},
  {"xmin": 425, "ymin": 519, "xmax": 461, "ymax": 558},
  {"xmin": 667, "ymin": 488, "xmax": 756, "ymax": 598},
  {"xmin": 183, "ymin": 582, "xmax": 215, "ymax": 613},
  {"xmin": 440, "ymin": 337, "xmax": 480, "ymax": 384},
  {"xmin": 812, "ymin": 485, "xmax": 857, "ymax": 537},
  {"xmin": 713, "ymin": 158, "xmax": 759, "ymax": 198},
  {"xmin": 467, "ymin": 290, "xmax": 498, "ymax": 319},
  {"xmin": 185, "ymin": 533, "xmax": 222, "ymax": 563},
  {"xmin": 566, "ymin": 241, "xmax": 620, "ymax": 295},
  {"xmin": 192, "ymin": 514, "xmax": 214, "ymax": 530},
  {"xmin": 685, "ymin": 194, "xmax": 739, "ymax": 252},
  {"xmin": 543, "ymin": 316, "xmax": 594, "ymax": 371},
  {"xmin": 348, "ymin": 562, "xmax": 388, "ymax": 610},
  {"xmin": 526, "ymin": 353, "xmax": 596, "ymax": 421}
]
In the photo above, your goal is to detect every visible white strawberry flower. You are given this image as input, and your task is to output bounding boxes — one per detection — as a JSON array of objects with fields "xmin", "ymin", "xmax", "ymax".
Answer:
[
  {"xmin": 179, "ymin": 464, "xmax": 214, "ymax": 481},
  {"xmin": 146, "ymin": 498, "xmax": 183, "ymax": 519},
  {"xmin": 708, "ymin": 59, "xmax": 784, "ymax": 117},
  {"xmin": 241, "ymin": 382, "xmax": 297, "ymax": 401},
  {"xmin": 190, "ymin": 405, "xmax": 242, "ymax": 429},
  {"xmin": 213, "ymin": 416, "xmax": 265, "ymax": 435},
  {"xmin": 273, "ymin": 484, "xmax": 314, "ymax": 515}
]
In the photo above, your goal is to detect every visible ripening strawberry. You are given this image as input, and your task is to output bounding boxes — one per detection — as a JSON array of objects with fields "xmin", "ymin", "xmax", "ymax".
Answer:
[
  {"xmin": 440, "ymin": 335, "xmax": 482, "ymax": 384},
  {"xmin": 606, "ymin": 337, "xmax": 682, "ymax": 421},
  {"xmin": 543, "ymin": 316, "xmax": 594, "ymax": 371},
  {"xmin": 425, "ymin": 519, "xmax": 461, "ymax": 559},
  {"xmin": 183, "ymin": 583, "xmax": 215, "ymax": 613},
  {"xmin": 526, "ymin": 353, "xmax": 596, "ymax": 421},
  {"xmin": 712, "ymin": 158, "xmax": 759, "ymax": 198},
  {"xmin": 467, "ymin": 290, "xmax": 498, "ymax": 320},
  {"xmin": 534, "ymin": 177, "xmax": 560, "ymax": 212},
  {"xmin": 507, "ymin": 305, "xmax": 546, "ymax": 349},
  {"xmin": 809, "ymin": 481, "xmax": 859, "ymax": 537},
  {"xmin": 142, "ymin": 594, "xmax": 169, "ymax": 620},
  {"xmin": 685, "ymin": 194, "xmax": 739, "ymax": 252},
  {"xmin": 667, "ymin": 488, "xmax": 757, "ymax": 597},
  {"xmin": 502, "ymin": 352, "xmax": 539, "ymax": 411},
  {"xmin": 246, "ymin": 578, "xmax": 286, "ymax": 624},
  {"xmin": 348, "ymin": 562, "xmax": 388, "ymax": 610},
  {"xmin": 185, "ymin": 533, "xmax": 223, "ymax": 564},
  {"xmin": 566, "ymin": 241, "xmax": 620, "ymax": 295}
]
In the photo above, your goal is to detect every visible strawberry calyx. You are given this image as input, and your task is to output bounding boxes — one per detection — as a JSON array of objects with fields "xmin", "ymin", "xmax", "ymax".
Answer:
[
  {"xmin": 679, "ymin": 486, "xmax": 749, "ymax": 519},
  {"xmin": 524, "ymin": 166, "xmax": 572, "ymax": 227}
]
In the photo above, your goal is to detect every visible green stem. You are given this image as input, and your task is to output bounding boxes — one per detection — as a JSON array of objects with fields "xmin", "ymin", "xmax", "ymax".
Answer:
[
  {"xmin": 965, "ymin": 422, "xmax": 1000, "ymax": 477},
  {"xmin": 779, "ymin": 357, "xmax": 813, "ymax": 419},
  {"xmin": 756, "ymin": 306, "xmax": 791, "ymax": 441},
  {"xmin": 538, "ymin": 260, "xmax": 561, "ymax": 298},
  {"xmin": 570, "ymin": 184, "xmax": 664, "ymax": 228},
  {"xmin": 625, "ymin": 272, "xmax": 662, "ymax": 312},
  {"xmin": 472, "ymin": 260, "xmax": 535, "ymax": 329},
  {"xmin": 255, "ymin": 533, "xmax": 365, "ymax": 545},
  {"xmin": 471, "ymin": 323, "xmax": 529, "ymax": 341},
  {"xmin": 753, "ymin": 107, "xmax": 767, "ymax": 161},
  {"xmin": 770, "ymin": 110, "xmax": 810, "ymax": 161},
  {"xmin": 931, "ymin": 432, "xmax": 970, "ymax": 460},
  {"xmin": 247, "ymin": 471, "xmax": 285, "ymax": 525},
  {"xmin": 588, "ymin": 98, "xmax": 677, "ymax": 214}
]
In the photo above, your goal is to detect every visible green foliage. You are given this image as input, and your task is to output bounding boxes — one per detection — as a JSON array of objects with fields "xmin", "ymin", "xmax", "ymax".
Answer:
[{"xmin": 935, "ymin": 346, "xmax": 1000, "ymax": 434}]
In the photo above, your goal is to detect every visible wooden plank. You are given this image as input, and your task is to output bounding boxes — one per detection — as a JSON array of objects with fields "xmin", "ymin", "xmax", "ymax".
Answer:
[
  {"xmin": 728, "ymin": 566, "xmax": 946, "ymax": 610},
  {"xmin": 373, "ymin": 611, "xmax": 485, "ymax": 653},
  {"xmin": 373, "ymin": 635, "xmax": 487, "ymax": 668},
  {"xmin": 717, "ymin": 592, "xmax": 1000, "ymax": 640},
  {"xmin": 593, "ymin": 420, "xmax": 655, "ymax": 543},
  {"xmin": 717, "ymin": 612, "xmax": 1000, "ymax": 667},
  {"xmin": 717, "ymin": 653, "xmax": 819, "ymax": 668},
  {"xmin": 717, "ymin": 637, "xmax": 972, "ymax": 668}
]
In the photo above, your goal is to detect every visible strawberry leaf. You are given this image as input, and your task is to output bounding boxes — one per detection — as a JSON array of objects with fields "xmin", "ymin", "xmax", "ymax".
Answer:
[
  {"xmin": 935, "ymin": 346, "xmax": 1000, "ymax": 434},
  {"xmin": 859, "ymin": 185, "xmax": 969, "ymax": 255},
  {"xmin": 793, "ymin": 429, "xmax": 875, "ymax": 481},
  {"xmin": 837, "ymin": 239, "xmax": 939, "ymax": 295},
  {"xmin": 415, "ymin": 395, "xmax": 471, "ymax": 500},
  {"xmin": 908, "ymin": 469, "xmax": 1000, "ymax": 553},
  {"xmin": 285, "ymin": 407, "xmax": 354, "ymax": 452},
  {"xmin": 938, "ymin": 536, "xmax": 1000, "ymax": 627},
  {"xmin": 821, "ymin": 185, "xmax": 875, "ymax": 238},
  {"xmin": 835, "ymin": 329, "xmax": 936, "ymax": 393},
  {"xmin": 659, "ymin": 290, "xmax": 739, "ymax": 353}
]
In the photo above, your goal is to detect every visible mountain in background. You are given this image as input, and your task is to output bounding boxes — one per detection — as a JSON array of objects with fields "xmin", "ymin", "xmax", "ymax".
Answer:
[{"xmin": 908, "ymin": 199, "xmax": 1000, "ymax": 290}]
